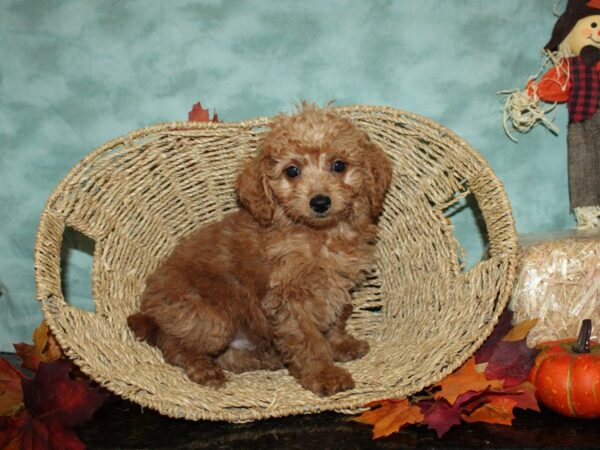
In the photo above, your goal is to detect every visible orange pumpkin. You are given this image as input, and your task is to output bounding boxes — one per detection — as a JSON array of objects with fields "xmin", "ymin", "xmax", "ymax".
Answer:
[{"xmin": 529, "ymin": 320, "xmax": 600, "ymax": 418}]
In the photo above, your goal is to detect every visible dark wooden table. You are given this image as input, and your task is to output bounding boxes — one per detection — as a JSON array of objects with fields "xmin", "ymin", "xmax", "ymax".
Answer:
[
  {"xmin": 77, "ymin": 394, "xmax": 600, "ymax": 449},
  {"xmin": 4, "ymin": 353, "xmax": 600, "ymax": 449}
]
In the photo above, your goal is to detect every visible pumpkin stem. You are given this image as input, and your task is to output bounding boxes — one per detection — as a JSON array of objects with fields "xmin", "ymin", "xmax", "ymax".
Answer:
[{"xmin": 572, "ymin": 319, "xmax": 592, "ymax": 354}]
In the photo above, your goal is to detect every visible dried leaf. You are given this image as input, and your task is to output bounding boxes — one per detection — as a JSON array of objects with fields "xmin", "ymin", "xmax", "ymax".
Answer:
[
  {"xmin": 0, "ymin": 359, "xmax": 24, "ymax": 417},
  {"xmin": 434, "ymin": 358, "xmax": 502, "ymax": 405},
  {"xmin": 475, "ymin": 309, "xmax": 514, "ymax": 363},
  {"xmin": 484, "ymin": 340, "xmax": 539, "ymax": 387},
  {"xmin": 462, "ymin": 396, "xmax": 517, "ymax": 425},
  {"xmin": 421, "ymin": 400, "xmax": 462, "ymax": 438},
  {"xmin": 353, "ymin": 399, "xmax": 423, "ymax": 439},
  {"xmin": 1, "ymin": 360, "xmax": 106, "ymax": 450},
  {"xmin": 0, "ymin": 412, "xmax": 27, "ymax": 450},
  {"xmin": 494, "ymin": 381, "xmax": 540, "ymax": 412},
  {"xmin": 353, "ymin": 312, "xmax": 541, "ymax": 440},
  {"xmin": 14, "ymin": 321, "xmax": 62, "ymax": 372},
  {"xmin": 22, "ymin": 360, "xmax": 105, "ymax": 427},
  {"xmin": 459, "ymin": 381, "xmax": 539, "ymax": 427},
  {"xmin": 188, "ymin": 102, "xmax": 218, "ymax": 122},
  {"xmin": 502, "ymin": 319, "xmax": 539, "ymax": 342}
]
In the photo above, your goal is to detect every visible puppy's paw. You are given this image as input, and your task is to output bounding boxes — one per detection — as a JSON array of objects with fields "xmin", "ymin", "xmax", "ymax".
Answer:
[
  {"xmin": 301, "ymin": 365, "xmax": 355, "ymax": 397},
  {"xmin": 331, "ymin": 336, "xmax": 370, "ymax": 362},
  {"xmin": 186, "ymin": 361, "xmax": 226, "ymax": 388}
]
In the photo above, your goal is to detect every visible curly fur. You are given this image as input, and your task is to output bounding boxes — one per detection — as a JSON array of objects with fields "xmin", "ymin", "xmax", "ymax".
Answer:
[{"xmin": 127, "ymin": 103, "xmax": 392, "ymax": 396}]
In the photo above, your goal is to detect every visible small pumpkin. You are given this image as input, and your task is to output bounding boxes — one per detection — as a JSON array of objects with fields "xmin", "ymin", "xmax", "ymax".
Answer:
[{"xmin": 529, "ymin": 319, "xmax": 600, "ymax": 418}]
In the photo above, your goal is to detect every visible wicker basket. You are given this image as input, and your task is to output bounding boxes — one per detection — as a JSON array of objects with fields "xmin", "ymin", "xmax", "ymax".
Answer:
[{"xmin": 34, "ymin": 105, "xmax": 518, "ymax": 422}]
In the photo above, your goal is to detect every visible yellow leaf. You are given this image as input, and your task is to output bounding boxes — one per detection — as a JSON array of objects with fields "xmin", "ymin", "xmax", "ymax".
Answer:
[
  {"xmin": 502, "ymin": 319, "xmax": 539, "ymax": 342},
  {"xmin": 34, "ymin": 321, "xmax": 62, "ymax": 362}
]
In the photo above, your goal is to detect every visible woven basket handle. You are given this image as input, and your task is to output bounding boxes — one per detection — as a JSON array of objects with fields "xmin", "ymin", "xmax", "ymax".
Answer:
[
  {"xmin": 34, "ymin": 209, "xmax": 73, "ymax": 309},
  {"xmin": 469, "ymin": 169, "xmax": 517, "ymax": 260}
]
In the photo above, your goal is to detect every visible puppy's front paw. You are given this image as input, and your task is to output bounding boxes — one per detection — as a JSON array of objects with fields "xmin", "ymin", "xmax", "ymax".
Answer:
[
  {"xmin": 301, "ymin": 365, "xmax": 355, "ymax": 397},
  {"xmin": 331, "ymin": 336, "xmax": 370, "ymax": 362},
  {"xmin": 186, "ymin": 361, "xmax": 226, "ymax": 388}
]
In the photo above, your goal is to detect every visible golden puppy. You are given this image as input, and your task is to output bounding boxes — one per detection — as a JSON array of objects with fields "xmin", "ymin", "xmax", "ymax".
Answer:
[{"xmin": 128, "ymin": 103, "xmax": 392, "ymax": 396}]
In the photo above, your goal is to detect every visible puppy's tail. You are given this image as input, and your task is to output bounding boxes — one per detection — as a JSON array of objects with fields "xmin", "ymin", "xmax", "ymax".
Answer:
[{"xmin": 127, "ymin": 312, "xmax": 161, "ymax": 346}]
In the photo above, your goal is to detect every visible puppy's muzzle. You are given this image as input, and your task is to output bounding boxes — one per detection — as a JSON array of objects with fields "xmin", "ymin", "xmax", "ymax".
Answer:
[{"xmin": 310, "ymin": 194, "xmax": 332, "ymax": 214}]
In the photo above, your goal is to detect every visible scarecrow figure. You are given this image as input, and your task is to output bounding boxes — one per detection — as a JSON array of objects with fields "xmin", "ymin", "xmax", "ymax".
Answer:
[{"xmin": 504, "ymin": 0, "xmax": 600, "ymax": 229}]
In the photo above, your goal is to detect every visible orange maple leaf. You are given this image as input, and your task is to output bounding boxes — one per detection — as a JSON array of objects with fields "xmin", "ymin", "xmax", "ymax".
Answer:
[
  {"xmin": 462, "ymin": 395, "xmax": 518, "ymax": 426},
  {"xmin": 188, "ymin": 102, "xmax": 219, "ymax": 122},
  {"xmin": 353, "ymin": 399, "xmax": 424, "ymax": 439},
  {"xmin": 434, "ymin": 358, "xmax": 503, "ymax": 405},
  {"xmin": 13, "ymin": 321, "xmax": 62, "ymax": 372}
]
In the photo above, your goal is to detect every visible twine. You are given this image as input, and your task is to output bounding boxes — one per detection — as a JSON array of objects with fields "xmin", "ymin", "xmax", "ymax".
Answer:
[{"xmin": 499, "ymin": 48, "xmax": 571, "ymax": 141}]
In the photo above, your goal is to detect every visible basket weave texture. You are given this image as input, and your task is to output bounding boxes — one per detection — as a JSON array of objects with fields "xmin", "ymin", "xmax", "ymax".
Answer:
[{"xmin": 34, "ymin": 105, "xmax": 518, "ymax": 422}]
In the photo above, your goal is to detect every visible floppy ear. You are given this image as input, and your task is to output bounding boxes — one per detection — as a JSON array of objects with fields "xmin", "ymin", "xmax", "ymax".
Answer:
[
  {"xmin": 236, "ymin": 152, "xmax": 276, "ymax": 226},
  {"xmin": 363, "ymin": 138, "xmax": 392, "ymax": 219}
]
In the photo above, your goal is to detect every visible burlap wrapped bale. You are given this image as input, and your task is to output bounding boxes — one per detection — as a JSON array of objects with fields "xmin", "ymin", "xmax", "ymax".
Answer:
[{"xmin": 511, "ymin": 230, "xmax": 600, "ymax": 347}]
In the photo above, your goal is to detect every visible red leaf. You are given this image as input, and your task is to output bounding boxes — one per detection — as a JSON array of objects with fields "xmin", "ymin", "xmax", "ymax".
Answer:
[
  {"xmin": 421, "ymin": 400, "xmax": 462, "ymax": 438},
  {"xmin": 0, "ymin": 359, "xmax": 24, "ymax": 417},
  {"xmin": 484, "ymin": 340, "xmax": 539, "ymax": 387},
  {"xmin": 475, "ymin": 309, "xmax": 514, "ymax": 363},
  {"xmin": 0, "ymin": 411, "xmax": 27, "ymax": 450},
  {"xmin": 11, "ymin": 415, "xmax": 85, "ymax": 450},
  {"xmin": 22, "ymin": 360, "xmax": 105, "ymax": 428}
]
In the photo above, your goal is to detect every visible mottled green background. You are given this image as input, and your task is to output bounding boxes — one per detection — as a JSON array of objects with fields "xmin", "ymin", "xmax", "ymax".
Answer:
[{"xmin": 0, "ymin": 0, "xmax": 572, "ymax": 351}]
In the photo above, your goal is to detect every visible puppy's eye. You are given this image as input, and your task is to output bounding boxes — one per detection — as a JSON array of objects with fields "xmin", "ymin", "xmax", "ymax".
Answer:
[
  {"xmin": 592, "ymin": 22, "xmax": 598, "ymax": 28},
  {"xmin": 285, "ymin": 165, "xmax": 301, "ymax": 178},
  {"xmin": 331, "ymin": 160, "xmax": 346, "ymax": 173}
]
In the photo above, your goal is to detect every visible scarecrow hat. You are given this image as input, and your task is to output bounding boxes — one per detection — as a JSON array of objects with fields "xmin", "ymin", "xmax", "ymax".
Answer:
[{"xmin": 545, "ymin": 0, "xmax": 600, "ymax": 51}]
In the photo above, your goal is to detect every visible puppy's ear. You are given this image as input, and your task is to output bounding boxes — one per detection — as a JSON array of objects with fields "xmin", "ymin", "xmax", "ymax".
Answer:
[
  {"xmin": 363, "ymin": 138, "xmax": 392, "ymax": 219},
  {"xmin": 236, "ymin": 152, "xmax": 276, "ymax": 226}
]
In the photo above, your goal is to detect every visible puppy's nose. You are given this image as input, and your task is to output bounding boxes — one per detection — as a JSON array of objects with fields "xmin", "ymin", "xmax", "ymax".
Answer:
[{"xmin": 310, "ymin": 194, "xmax": 331, "ymax": 213}]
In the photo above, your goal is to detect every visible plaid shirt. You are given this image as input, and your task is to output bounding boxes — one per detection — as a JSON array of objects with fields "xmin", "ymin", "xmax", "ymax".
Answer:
[{"xmin": 568, "ymin": 55, "xmax": 599, "ymax": 123}]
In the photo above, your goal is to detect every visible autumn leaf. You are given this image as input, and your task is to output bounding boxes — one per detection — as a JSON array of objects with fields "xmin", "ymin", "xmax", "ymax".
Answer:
[
  {"xmin": 419, "ymin": 400, "xmax": 461, "ymax": 438},
  {"xmin": 14, "ymin": 321, "xmax": 62, "ymax": 372},
  {"xmin": 484, "ymin": 339, "xmax": 539, "ymax": 387},
  {"xmin": 459, "ymin": 380, "xmax": 539, "ymax": 427},
  {"xmin": 434, "ymin": 358, "xmax": 503, "ymax": 405},
  {"xmin": 353, "ymin": 310, "xmax": 541, "ymax": 440},
  {"xmin": 462, "ymin": 396, "xmax": 518, "ymax": 426},
  {"xmin": 421, "ymin": 390, "xmax": 485, "ymax": 438},
  {"xmin": 188, "ymin": 102, "xmax": 219, "ymax": 122},
  {"xmin": 0, "ymin": 411, "xmax": 28, "ymax": 450},
  {"xmin": 474, "ymin": 316, "xmax": 540, "ymax": 387},
  {"xmin": 0, "ymin": 359, "xmax": 24, "ymax": 417},
  {"xmin": 1, "ymin": 359, "xmax": 105, "ymax": 450},
  {"xmin": 353, "ymin": 399, "xmax": 423, "ymax": 439},
  {"xmin": 489, "ymin": 381, "xmax": 540, "ymax": 413},
  {"xmin": 23, "ymin": 359, "xmax": 105, "ymax": 427},
  {"xmin": 501, "ymin": 319, "xmax": 538, "ymax": 342},
  {"xmin": 475, "ymin": 309, "xmax": 514, "ymax": 363}
]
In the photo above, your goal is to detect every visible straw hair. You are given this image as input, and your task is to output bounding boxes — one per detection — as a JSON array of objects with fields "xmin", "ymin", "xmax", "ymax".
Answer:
[{"xmin": 34, "ymin": 105, "xmax": 518, "ymax": 422}]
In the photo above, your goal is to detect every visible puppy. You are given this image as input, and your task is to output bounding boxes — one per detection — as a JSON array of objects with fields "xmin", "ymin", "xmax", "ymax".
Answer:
[{"xmin": 128, "ymin": 103, "xmax": 392, "ymax": 396}]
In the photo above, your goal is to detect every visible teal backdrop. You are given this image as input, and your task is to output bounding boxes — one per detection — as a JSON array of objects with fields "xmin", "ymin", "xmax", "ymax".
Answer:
[{"xmin": 0, "ymin": 0, "xmax": 573, "ymax": 351}]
